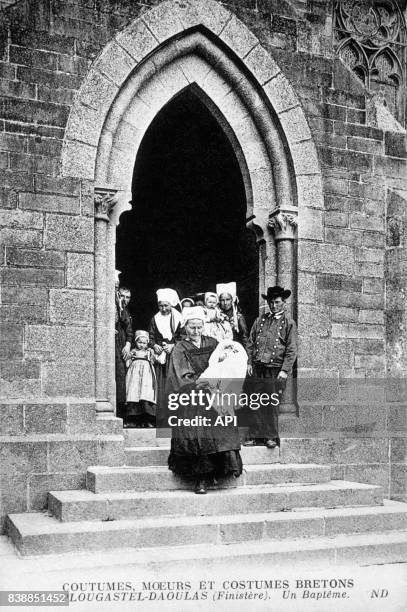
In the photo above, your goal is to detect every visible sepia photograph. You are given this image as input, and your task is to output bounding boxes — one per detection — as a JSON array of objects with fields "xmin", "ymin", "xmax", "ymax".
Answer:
[{"xmin": 0, "ymin": 0, "xmax": 406, "ymax": 610}]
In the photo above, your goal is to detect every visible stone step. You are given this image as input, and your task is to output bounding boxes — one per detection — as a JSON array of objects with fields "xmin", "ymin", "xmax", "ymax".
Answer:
[
  {"xmin": 71, "ymin": 530, "xmax": 407, "ymax": 568},
  {"xmin": 48, "ymin": 480, "xmax": 382, "ymax": 522},
  {"xmin": 123, "ymin": 423, "xmax": 294, "ymax": 448},
  {"xmin": 125, "ymin": 445, "xmax": 280, "ymax": 466},
  {"xmin": 123, "ymin": 424, "xmax": 294, "ymax": 445},
  {"xmin": 123, "ymin": 432, "xmax": 387, "ymax": 468},
  {"xmin": 123, "ymin": 428, "xmax": 172, "ymax": 446},
  {"xmin": 123, "ymin": 428, "xmax": 280, "ymax": 448},
  {"xmin": 86, "ymin": 464, "xmax": 331, "ymax": 493},
  {"xmin": 6, "ymin": 500, "xmax": 407, "ymax": 557},
  {"xmin": 125, "ymin": 446, "xmax": 169, "ymax": 466}
]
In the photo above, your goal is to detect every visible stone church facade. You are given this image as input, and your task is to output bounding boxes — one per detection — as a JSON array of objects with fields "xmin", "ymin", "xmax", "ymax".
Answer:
[{"xmin": 0, "ymin": 0, "xmax": 406, "ymax": 539}]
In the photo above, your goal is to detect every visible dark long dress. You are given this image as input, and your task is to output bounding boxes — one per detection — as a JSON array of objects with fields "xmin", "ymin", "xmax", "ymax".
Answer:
[
  {"xmin": 166, "ymin": 336, "xmax": 243, "ymax": 480},
  {"xmin": 148, "ymin": 312, "xmax": 182, "ymax": 418},
  {"xmin": 221, "ymin": 307, "xmax": 249, "ymax": 351}
]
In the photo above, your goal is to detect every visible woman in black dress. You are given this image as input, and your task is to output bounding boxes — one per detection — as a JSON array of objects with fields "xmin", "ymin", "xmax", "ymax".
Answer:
[
  {"xmin": 166, "ymin": 306, "xmax": 243, "ymax": 494},
  {"xmin": 148, "ymin": 288, "xmax": 183, "ymax": 424}
]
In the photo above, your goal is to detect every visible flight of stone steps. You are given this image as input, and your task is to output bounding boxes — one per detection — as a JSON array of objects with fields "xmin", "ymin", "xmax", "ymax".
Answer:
[{"xmin": 5, "ymin": 429, "xmax": 407, "ymax": 564}]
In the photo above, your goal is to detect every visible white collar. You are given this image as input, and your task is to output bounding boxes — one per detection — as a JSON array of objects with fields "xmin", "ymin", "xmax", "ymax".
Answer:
[{"xmin": 154, "ymin": 308, "xmax": 182, "ymax": 338}]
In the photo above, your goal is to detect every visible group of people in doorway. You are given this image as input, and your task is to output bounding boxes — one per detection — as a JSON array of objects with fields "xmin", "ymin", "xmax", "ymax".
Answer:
[{"xmin": 115, "ymin": 279, "xmax": 297, "ymax": 494}]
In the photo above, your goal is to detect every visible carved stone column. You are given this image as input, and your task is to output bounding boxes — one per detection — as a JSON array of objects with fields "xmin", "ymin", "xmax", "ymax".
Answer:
[
  {"xmin": 247, "ymin": 209, "xmax": 279, "ymax": 310},
  {"xmin": 268, "ymin": 205, "xmax": 298, "ymax": 414},
  {"xmin": 106, "ymin": 221, "xmax": 117, "ymax": 410},
  {"xmin": 94, "ymin": 187, "xmax": 118, "ymax": 414},
  {"xmin": 268, "ymin": 205, "xmax": 298, "ymax": 300}
]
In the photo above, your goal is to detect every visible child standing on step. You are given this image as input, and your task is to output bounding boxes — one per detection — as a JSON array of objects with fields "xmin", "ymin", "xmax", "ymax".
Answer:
[{"xmin": 125, "ymin": 330, "xmax": 158, "ymax": 428}]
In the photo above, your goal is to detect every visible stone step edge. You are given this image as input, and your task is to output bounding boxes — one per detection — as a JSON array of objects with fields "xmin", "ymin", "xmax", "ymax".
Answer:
[
  {"xmin": 124, "ymin": 446, "xmax": 281, "ymax": 464},
  {"xmin": 47, "ymin": 481, "xmax": 384, "ymax": 522},
  {"xmin": 53, "ymin": 480, "xmax": 383, "ymax": 500},
  {"xmin": 0, "ymin": 434, "xmax": 123, "ymax": 443},
  {"xmin": 6, "ymin": 515, "xmax": 407, "ymax": 561},
  {"xmin": 87, "ymin": 463, "xmax": 329, "ymax": 475},
  {"xmin": 86, "ymin": 464, "xmax": 332, "ymax": 490},
  {"xmin": 136, "ymin": 529, "xmax": 407, "ymax": 565},
  {"xmin": 123, "ymin": 430, "xmax": 387, "ymax": 439},
  {"xmin": 125, "ymin": 445, "xmax": 170, "ymax": 450},
  {"xmin": 9, "ymin": 499, "xmax": 407, "ymax": 536},
  {"xmin": 5, "ymin": 530, "xmax": 407, "ymax": 568},
  {"xmin": 124, "ymin": 446, "xmax": 280, "ymax": 451}
]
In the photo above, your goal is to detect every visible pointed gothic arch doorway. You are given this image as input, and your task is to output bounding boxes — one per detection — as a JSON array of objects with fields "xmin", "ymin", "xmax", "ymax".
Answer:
[
  {"xmin": 62, "ymin": 8, "xmax": 323, "ymax": 418},
  {"xmin": 116, "ymin": 87, "xmax": 259, "ymax": 331}
]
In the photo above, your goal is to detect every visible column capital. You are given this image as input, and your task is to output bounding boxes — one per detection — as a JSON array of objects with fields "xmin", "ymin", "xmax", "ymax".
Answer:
[
  {"xmin": 94, "ymin": 187, "xmax": 119, "ymax": 222},
  {"xmin": 268, "ymin": 205, "xmax": 298, "ymax": 241}
]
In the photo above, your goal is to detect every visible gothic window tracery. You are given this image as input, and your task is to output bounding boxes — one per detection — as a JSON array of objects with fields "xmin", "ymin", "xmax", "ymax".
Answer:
[{"xmin": 334, "ymin": 0, "xmax": 406, "ymax": 124}]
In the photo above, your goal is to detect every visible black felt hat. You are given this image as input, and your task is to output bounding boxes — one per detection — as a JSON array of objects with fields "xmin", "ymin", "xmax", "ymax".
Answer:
[{"xmin": 261, "ymin": 286, "xmax": 291, "ymax": 301}]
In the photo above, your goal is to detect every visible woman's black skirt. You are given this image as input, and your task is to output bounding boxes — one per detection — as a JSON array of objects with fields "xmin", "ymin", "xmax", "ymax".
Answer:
[{"xmin": 168, "ymin": 447, "xmax": 242, "ymax": 479}]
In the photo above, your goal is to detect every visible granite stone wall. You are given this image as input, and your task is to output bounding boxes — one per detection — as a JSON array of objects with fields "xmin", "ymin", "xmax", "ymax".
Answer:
[{"xmin": 0, "ymin": 0, "xmax": 406, "ymax": 531}]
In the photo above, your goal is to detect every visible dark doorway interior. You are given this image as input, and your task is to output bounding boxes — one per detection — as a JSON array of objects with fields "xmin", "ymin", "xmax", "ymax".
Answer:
[{"xmin": 116, "ymin": 88, "xmax": 258, "ymax": 331}]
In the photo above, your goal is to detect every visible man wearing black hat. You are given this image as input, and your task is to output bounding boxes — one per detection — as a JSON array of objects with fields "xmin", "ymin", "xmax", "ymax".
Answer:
[{"xmin": 245, "ymin": 286, "xmax": 297, "ymax": 448}]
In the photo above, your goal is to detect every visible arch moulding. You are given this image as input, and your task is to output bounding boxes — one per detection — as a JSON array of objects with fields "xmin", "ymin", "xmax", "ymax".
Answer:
[{"xmin": 61, "ymin": 0, "xmax": 323, "ymax": 414}]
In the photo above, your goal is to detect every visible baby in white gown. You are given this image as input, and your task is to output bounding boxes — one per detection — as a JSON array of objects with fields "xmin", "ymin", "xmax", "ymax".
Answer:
[{"xmin": 198, "ymin": 340, "xmax": 247, "ymax": 417}]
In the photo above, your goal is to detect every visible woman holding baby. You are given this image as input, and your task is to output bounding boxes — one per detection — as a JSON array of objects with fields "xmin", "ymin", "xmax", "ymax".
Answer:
[{"xmin": 166, "ymin": 306, "xmax": 247, "ymax": 494}]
